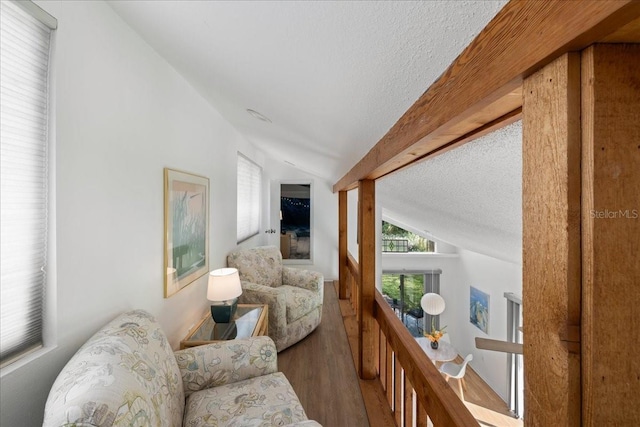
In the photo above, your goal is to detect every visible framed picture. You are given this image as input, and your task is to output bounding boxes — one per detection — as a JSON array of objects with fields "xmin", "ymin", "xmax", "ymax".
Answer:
[
  {"xmin": 164, "ymin": 168, "xmax": 209, "ymax": 297},
  {"xmin": 470, "ymin": 286, "xmax": 489, "ymax": 334}
]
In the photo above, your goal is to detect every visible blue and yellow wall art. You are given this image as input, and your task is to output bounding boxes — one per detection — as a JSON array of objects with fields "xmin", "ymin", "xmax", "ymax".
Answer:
[{"xmin": 470, "ymin": 286, "xmax": 490, "ymax": 334}]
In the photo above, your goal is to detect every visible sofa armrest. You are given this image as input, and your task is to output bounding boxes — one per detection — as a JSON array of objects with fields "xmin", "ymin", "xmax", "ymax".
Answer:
[
  {"xmin": 283, "ymin": 267, "xmax": 323, "ymax": 293},
  {"xmin": 174, "ymin": 336, "xmax": 278, "ymax": 397},
  {"xmin": 239, "ymin": 281, "xmax": 287, "ymax": 337}
]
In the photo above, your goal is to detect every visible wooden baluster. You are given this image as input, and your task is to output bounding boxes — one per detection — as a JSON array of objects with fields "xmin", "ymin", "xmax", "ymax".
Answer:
[
  {"xmin": 415, "ymin": 399, "xmax": 428, "ymax": 427},
  {"xmin": 379, "ymin": 329, "xmax": 387, "ymax": 388},
  {"xmin": 386, "ymin": 345, "xmax": 394, "ymax": 409},
  {"xmin": 394, "ymin": 357, "xmax": 402, "ymax": 426},
  {"xmin": 405, "ymin": 375, "xmax": 415, "ymax": 427}
]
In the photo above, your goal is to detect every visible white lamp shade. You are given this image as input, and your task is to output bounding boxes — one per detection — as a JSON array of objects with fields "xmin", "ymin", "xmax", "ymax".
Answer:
[
  {"xmin": 421, "ymin": 293, "xmax": 445, "ymax": 316},
  {"xmin": 207, "ymin": 268, "xmax": 242, "ymax": 302}
]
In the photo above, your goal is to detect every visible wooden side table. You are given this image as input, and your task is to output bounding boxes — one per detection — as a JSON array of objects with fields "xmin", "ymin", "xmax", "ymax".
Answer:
[{"xmin": 180, "ymin": 304, "xmax": 268, "ymax": 349}]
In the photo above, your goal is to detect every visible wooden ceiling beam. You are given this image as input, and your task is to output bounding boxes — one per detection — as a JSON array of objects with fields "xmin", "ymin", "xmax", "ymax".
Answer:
[{"xmin": 333, "ymin": 0, "xmax": 640, "ymax": 193}]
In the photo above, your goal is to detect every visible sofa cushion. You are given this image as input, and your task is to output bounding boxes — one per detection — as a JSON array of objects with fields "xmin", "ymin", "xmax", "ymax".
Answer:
[
  {"xmin": 183, "ymin": 372, "xmax": 309, "ymax": 427},
  {"xmin": 43, "ymin": 310, "xmax": 184, "ymax": 427},
  {"xmin": 280, "ymin": 285, "xmax": 318, "ymax": 324},
  {"xmin": 228, "ymin": 246, "xmax": 283, "ymax": 288}
]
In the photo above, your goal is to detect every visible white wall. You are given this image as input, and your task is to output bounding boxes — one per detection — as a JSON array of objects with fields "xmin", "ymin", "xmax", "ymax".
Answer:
[
  {"xmin": 0, "ymin": 2, "xmax": 263, "ymax": 425},
  {"xmin": 264, "ymin": 161, "xmax": 338, "ymax": 280},
  {"xmin": 444, "ymin": 249, "xmax": 521, "ymax": 401}
]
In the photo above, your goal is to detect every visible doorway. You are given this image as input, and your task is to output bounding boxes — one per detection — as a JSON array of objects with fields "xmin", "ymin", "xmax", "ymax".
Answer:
[{"xmin": 280, "ymin": 183, "xmax": 312, "ymax": 261}]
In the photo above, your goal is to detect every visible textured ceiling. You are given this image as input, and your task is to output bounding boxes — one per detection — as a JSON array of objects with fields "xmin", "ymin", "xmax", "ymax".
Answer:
[
  {"xmin": 108, "ymin": 0, "xmax": 507, "ymax": 181},
  {"xmin": 378, "ymin": 121, "xmax": 523, "ymax": 264}
]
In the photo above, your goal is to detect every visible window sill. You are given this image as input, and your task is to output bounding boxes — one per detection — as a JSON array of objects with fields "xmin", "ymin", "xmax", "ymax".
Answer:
[
  {"xmin": 382, "ymin": 252, "xmax": 459, "ymax": 258},
  {"xmin": 0, "ymin": 344, "xmax": 57, "ymax": 378}
]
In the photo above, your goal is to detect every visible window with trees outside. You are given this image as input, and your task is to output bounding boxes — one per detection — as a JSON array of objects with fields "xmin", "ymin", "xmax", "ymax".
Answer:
[{"xmin": 382, "ymin": 221, "xmax": 435, "ymax": 253}]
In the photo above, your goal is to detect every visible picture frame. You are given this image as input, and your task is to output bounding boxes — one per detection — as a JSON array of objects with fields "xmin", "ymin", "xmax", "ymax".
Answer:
[
  {"xmin": 470, "ymin": 286, "xmax": 490, "ymax": 334},
  {"xmin": 164, "ymin": 168, "xmax": 209, "ymax": 298}
]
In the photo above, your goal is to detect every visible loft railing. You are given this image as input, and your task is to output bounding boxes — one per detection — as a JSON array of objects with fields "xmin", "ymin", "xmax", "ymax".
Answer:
[
  {"xmin": 346, "ymin": 252, "xmax": 359, "ymax": 312},
  {"xmin": 344, "ymin": 251, "xmax": 478, "ymax": 427}
]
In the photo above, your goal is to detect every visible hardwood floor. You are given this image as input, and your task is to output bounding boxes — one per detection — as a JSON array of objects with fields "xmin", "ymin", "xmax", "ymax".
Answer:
[
  {"xmin": 446, "ymin": 357, "xmax": 523, "ymax": 427},
  {"xmin": 278, "ymin": 282, "xmax": 370, "ymax": 426}
]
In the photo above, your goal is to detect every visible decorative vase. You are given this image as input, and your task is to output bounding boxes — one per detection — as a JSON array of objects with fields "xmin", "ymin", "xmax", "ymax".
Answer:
[{"xmin": 430, "ymin": 340, "xmax": 439, "ymax": 350}]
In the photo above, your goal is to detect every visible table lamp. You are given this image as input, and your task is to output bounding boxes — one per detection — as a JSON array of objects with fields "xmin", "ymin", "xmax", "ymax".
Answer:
[{"xmin": 207, "ymin": 268, "xmax": 242, "ymax": 323}]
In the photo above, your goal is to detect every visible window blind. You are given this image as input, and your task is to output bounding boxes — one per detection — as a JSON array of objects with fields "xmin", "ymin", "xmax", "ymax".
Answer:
[
  {"xmin": 1, "ymin": 1, "xmax": 54, "ymax": 365},
  {"xmin": 236, "ymin": 153, "xmax": 261, "ymax": 243}
]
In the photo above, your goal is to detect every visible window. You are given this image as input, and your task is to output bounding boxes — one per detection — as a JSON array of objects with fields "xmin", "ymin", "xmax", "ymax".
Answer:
[
  {"xmin": 236, "ymin": 153, "xmax": 261, "ymax": 243},
  {"xmin": 505, "ymin": 292, "xmax": 524, "ymax": 419},
  {"xmin": 382, "ymin": 220, "xmax": 436, "ymax": 253},
  {"xmin": 1, "ymin": 1, "xmax": 56, "ymax": 366},
  {"xmin": 381, "ymin": 270, "xmax": 442, "ymax": 337}
]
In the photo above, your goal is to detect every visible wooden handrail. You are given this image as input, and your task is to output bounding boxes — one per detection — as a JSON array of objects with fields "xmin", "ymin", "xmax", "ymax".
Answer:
[
  {"xmin": 375, "ymin": 291, "xmax": 479, "ymax": 427},
  {"xmin": 347, "ymin": 252, "xmax": 359, "ymax": 278},
  {"xmin": 344, "ymin": 250, "xmax": 478, "ymax": 426},
  {"xmin": 346, "ymin": 252, "xmax": 359, "ymax": 314}
]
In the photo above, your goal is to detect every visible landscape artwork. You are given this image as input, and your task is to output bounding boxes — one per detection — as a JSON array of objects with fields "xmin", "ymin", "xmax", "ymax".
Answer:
[
  {"xmin": 470, "ymin": 286, "xmax": 489, "ymax": 334},
  {"xmin": 164, "ymin": 168, "xmax": 209, "ymax": 297}
]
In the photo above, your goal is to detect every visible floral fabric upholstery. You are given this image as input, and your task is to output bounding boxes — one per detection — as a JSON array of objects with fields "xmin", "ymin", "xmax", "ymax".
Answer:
[
  {"xmin": 43, "ymin": 310, "xmax": 184, "ymax": 427},
  {"xmin": 281, "ymin": 286, "xmax": 319, "ymax": 324},
  {"xmin": 228, "ymin": 245, "xmax": 283, "ymax": 288},
  {"xmin": 43, "ymin": 310, "xmax": 321, "ymax": 427},
  {"xmin": 183, "ymin": 372, "xmax": 308, "ymax": 427},
  {"xmin": 227, "ymin": 246, "xmax": 324, "ymax": 352},
  {"xmin": 175, "ymin": 337, "xmax": 278, "ymax": 398}
]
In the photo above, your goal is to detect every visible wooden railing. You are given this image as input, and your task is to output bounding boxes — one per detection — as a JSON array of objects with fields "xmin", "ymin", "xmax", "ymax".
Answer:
[
  {"xmin": 346, "ymin": 252, "xmax": 359, "ymax": 313},
  {"xmin": 345, "ymin": 252, "xmax": 478, "ymax": 427}
]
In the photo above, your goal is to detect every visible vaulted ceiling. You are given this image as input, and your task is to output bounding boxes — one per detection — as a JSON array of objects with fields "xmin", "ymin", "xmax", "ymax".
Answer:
[
  {"xmin": 108, "ymin": 1, "xmax": 507, "ymax": 181},
  {"xmin": 108, "ymin": 1, "xmax": 521, "ymax": 261},
  {"xmin": 379, "ymin": 121, "xmax": 522, "ymax": 264}
]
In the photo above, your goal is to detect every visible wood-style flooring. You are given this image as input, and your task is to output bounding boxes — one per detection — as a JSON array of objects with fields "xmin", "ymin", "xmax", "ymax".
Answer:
[
  {"xmin": 445, "ymin": 355, "xmax": 523, "ymax": 427},
  {"xmin": 279, "ymin": 282, "xmax": 522, "ymax": 427},
  {"xmin": 278, "ymin": 282, "xmax": 370, "ymax": 426}
]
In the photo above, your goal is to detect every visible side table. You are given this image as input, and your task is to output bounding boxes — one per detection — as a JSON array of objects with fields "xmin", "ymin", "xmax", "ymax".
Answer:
[{"xmin": 180, "ymin": 304, "xmax": 268, "ymax": 349}]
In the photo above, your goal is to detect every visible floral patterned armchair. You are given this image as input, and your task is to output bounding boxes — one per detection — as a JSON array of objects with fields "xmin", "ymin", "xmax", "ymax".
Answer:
[
  {"xmin": 227, "ymin": 246, "xmax": 323, "ymax": 351},
  {"xmin": 43, "ymin": 310, "xmax": 321, "ymax": 427}
]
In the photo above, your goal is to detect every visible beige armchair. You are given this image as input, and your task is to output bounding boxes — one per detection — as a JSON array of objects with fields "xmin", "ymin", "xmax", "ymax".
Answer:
[
  {"xmin": 43, "ymin": 310, "xmax": 321, "ymax": 427},
  {"xmin": 227, "ymin": 246, "xmax": 323, "ymax": 351}
]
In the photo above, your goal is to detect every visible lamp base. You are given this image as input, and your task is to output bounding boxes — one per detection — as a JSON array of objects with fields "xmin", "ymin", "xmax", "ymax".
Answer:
[{"xmin": 210, "ymin": 300, "xmax": 238, "ymax": 323}]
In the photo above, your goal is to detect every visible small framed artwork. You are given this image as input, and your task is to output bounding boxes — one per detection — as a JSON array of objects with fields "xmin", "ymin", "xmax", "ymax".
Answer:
[
  {"xmin": 470, "ymin": 286, "xmax": 489, "ymax": 334},
  {"xmin": 164, "ymin": 168, "xmax": 209, "ymax": 297}
]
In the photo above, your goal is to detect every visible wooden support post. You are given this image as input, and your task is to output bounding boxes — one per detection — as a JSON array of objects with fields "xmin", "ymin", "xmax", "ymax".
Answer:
[
  {"xmin": 523, "ymin": 52, "xmax": 582, "ymax": 426},
  {"xmin": 358, "ymin": 179, "xmax": 376, "ymax": 379},
  {"xmin": 338, "ymin": 190, "xmax": 348, "ymax": 299},
  {"xmin": 581, "ymin": 44, "xmax": 640, "ymax": 426}
]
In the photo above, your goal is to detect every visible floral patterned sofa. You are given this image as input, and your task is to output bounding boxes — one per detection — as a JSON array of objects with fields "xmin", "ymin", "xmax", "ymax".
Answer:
[
  {"xmin": 227, "ymin": 246, "xmax": 323, "ymax": 352},
  {"xmin": 43, "ymin": 309, "xmax": 321, "ymax": 427}
]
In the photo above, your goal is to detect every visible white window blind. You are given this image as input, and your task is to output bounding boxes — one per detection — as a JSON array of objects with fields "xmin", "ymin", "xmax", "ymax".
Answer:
[
  {"xmin": 237, "ymin": 153, "xmax": 261, "ymax": 243},
  {"xmin": 1, "ymin": 1, "xmax": 55, "ymax": 365}
]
